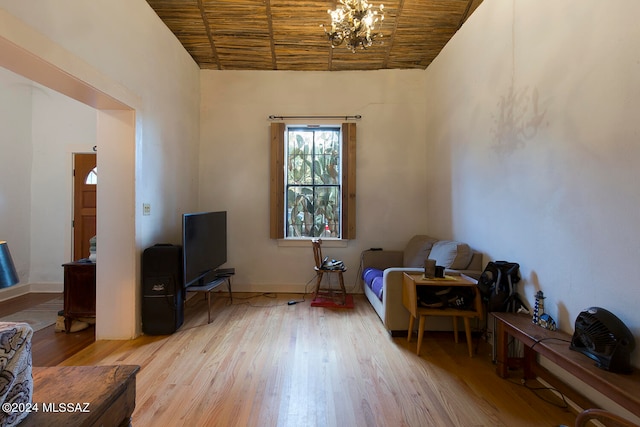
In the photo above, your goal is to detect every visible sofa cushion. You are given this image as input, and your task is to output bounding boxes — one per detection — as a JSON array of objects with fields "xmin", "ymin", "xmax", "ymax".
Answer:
[
  {"xmin": 370, "ymin": 276, "xmax": 384, "ymax": 301},
  {"xmin": 363, "ymin": 267, "xmax": 383, "ymax": 287},
  {"xmin": 428, "ymin": 240, "xmax": 473, "ymax": 269},
  {"xmin": 362, "ymin": 268, "xmax": 384, "ymax": 301},
  {"xmin": 403, "ymin": 235, "xmax": 438, "ymax": 268}
]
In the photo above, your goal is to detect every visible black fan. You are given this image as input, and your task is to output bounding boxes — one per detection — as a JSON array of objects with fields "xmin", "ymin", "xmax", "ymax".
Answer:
[{"xmin": 570, "ymin": 307, "xmax": 636, "ymax": 374}]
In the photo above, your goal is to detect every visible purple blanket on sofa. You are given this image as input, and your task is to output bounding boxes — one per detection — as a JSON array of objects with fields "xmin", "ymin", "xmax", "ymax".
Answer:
[{"xmin": 363, "ymin": 268, "xmax": 384, "ymax": 301}]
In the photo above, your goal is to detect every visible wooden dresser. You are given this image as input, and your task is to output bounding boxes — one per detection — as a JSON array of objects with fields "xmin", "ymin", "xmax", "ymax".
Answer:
[{"xmin": 62, "ymin": 261, "xmax": 96, "ymax": 332}]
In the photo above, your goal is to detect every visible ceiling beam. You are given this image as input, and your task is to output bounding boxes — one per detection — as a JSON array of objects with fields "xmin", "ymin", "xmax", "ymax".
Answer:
[
  {"xmin": 458, "ymin": 0, "xmax": 475, "ymax": 30},
  {"xmin": 265, "ymin": 0, "xmax": 277, "ymax": 70},
  {"xmin": 382, "ymin": 0, "xmax": 405, "ymax": 69},
  {"xmin": 326, "ymin": 0, "xmax": 337, "ymax": 71},
  {"xmin": 197, "ymin": 0, "xmax": 221, "ymax": 70}
]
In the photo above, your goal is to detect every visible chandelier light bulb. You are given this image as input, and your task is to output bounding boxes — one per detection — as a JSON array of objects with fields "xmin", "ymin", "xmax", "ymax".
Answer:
[{"xmin": 321, "ymin": 0, "xmax": 385, "ymax": 52}]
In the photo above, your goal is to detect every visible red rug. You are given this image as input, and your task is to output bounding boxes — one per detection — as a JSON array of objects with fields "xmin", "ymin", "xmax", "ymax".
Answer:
[{"xmin": 311, "ymin": 294, "xmax": 354, "ymax": 309}]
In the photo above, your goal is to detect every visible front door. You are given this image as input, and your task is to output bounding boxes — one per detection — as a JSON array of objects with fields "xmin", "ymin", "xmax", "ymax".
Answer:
[{"xmin": 73, "ymin": 153, "xmax": 97, "ymax": 261}]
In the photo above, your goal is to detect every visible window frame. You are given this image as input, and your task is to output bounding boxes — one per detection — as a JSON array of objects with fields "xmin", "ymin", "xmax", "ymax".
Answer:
[
  {"xmin": 85, "ymin": 167, "xmax": 97, "ymax": 185},
  {"xmin": 285, "ymin": 125, "xmax": 342, "ymax": 238},
  {"xmin": 270, "ymin": 122, "xmax": 356, "ymax": 240}
]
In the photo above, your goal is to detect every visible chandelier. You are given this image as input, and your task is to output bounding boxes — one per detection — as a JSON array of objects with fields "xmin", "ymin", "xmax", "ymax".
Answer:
[{"xmin": 321, "ymin": 0, "xmax": 385, "ymax": 52}]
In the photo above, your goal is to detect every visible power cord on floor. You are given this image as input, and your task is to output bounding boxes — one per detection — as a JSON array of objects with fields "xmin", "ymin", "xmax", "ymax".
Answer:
[
  {"xmin": 224, "ymin": 292, "xmax": 296, "ymax": 308},
  {"xmin": 510, "ymin": 377, "xmax": 570, "ymax": 409},
  {"xmin": 212, "ymin": 273, "xmax": 318, "ymax": 308},
  {"xmin": 235, "ymin": 247, "xmax": 378, "ymax": 307},
  {"xmin": 285, "ymin": 274, "xmax": 316, "ymax": 306},
  {"xmin": 219, "ymin": 260, "xmax": 363, "ymax": 308}
]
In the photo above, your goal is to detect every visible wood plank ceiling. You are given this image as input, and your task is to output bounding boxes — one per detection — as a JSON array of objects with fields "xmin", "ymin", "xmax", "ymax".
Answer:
[{"xmin": 146, "ymin": 0, "xmax": 483, "ymax": 71}]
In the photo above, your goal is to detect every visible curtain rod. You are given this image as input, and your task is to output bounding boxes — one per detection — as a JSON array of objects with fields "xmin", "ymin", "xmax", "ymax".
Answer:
[{"xmin": 268, "ymin": 115, "xmax": 361, "ymax": 121}]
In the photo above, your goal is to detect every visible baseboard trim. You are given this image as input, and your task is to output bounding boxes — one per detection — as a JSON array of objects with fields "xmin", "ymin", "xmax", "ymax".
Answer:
[
  {"xmin": 29, "ymin": 282, "xmax": 63, "ymax": 293},
  {"xmin": 0, "ymin": 283, "xmax": 63, "ymax": 302},
  {"xmin": 228, "ymin": 283, "xmax": 363, "ymax": 295},
  {"xmin": 0, "ymin": 283, "xmax": 31, "ymax": 302}
]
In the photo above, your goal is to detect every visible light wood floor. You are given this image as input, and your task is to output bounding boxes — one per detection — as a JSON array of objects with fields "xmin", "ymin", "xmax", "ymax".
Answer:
[{"xmin": 57, "ymin": 292, "xmax": 576, "ymax": 427}]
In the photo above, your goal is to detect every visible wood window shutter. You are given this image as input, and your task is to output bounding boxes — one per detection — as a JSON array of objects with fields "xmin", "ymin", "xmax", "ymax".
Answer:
[
  {"xmin": 270, "ymin": 122, "xmax": 285, "ymax": 239},
  {"xmin": 342, "ymin": 122, "xmax": 356, "ymax": 239}
]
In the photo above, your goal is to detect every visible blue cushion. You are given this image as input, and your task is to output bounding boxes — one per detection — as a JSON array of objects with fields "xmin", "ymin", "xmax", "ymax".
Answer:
[
  {"xmin": 363, "ymin": 268, "xmax": 384, "ymax": 301},
  {"xmin": 371, "ymin": 277, "xmax": 383, "ymax": 301},
  {"xmin": 363, "ymin": 267, "xmax": 382, "ymax": 285}
]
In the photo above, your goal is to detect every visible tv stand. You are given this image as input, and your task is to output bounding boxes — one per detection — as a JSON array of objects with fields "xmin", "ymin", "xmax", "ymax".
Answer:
[
  {"xmin": 186, "ymin": 268, "xmax": 234, "ymax": 324},
  {"xmin": 215, "ymin": 267, "xmax": 235, "ymax": 276}
]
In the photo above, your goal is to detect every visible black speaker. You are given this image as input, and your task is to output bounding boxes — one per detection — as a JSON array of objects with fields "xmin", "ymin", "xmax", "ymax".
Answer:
[{"xmin": 142, "ymin": 244, "xmax": 184, "ymax": 335}]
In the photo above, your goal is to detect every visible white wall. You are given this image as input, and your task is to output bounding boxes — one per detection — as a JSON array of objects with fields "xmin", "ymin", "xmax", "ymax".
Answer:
[
  {"xmin": 423, "ymin": 0, "xmax": 640, "ymax": 417},
  {"xmin": 0, "ymin": 68, "xmax": 32, "ymax": 294},
  {"xmin": 0, "ymin": 0, "xmax": 200, "ymax": 338},
  {"xmin": 200, "ymin": 70, "xmax": 429, "ymax": 291}
]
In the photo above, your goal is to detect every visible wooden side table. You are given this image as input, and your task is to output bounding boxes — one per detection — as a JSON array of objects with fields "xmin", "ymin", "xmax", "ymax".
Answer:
[
  {"xmin": 402, "ymin": 272, "xmax": 482, "ymax": 357},
  {"xmin": 62, "ymin": 261, "xmax": 96, "ymax": 332}
]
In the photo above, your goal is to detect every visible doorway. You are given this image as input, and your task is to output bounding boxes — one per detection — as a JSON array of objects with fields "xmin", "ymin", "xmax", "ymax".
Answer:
[
  {"xmin": 73, "ymin": 153, "xmax": 97, "ymax": 261},
  {"xmin": 2, "ymin": 21, "xmax": 139, "ymax": 339}
]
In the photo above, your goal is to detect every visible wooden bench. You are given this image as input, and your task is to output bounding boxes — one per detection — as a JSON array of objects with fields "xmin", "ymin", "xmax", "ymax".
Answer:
[
  {"xmin": 22, "ymin": 365, "xmax": 139, "ymax": 426},
  {"xmin": 492, "ymin": 312, "xmax": 640, "ymax": 417}
]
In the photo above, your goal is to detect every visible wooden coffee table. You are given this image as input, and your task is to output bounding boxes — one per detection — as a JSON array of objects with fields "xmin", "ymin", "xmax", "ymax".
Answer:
[{"xmin": 21, "ymin": 365, "xmax": 139, "ymax": 427}]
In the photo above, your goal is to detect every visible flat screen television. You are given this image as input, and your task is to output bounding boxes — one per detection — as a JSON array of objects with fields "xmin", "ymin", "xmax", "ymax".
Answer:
[{"xmin": 182, "ymin": 211, "xmax": 227, "ymax": 288}]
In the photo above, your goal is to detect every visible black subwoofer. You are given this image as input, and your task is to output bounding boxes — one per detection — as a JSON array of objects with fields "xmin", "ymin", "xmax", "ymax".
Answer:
[{"xmin": 142, "ymin": 244, "xmax": 184, "ymax": 335}]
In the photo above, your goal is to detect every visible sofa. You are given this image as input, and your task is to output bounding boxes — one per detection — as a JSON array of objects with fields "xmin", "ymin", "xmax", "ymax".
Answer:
[{"xmin": 360, "ymin": 235, "xmax": 483, "ymax": 335}]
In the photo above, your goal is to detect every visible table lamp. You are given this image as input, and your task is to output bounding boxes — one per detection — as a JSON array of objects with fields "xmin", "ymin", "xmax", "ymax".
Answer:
[{"xmin": 0, "ymin": 241, "xmax": 19, "ymax": 288}]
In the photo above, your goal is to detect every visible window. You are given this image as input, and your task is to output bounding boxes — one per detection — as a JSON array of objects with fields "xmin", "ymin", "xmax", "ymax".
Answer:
[
  {"xmin": 85, "ymin": 167, "xmax": 97, "ymax": 185},
  {"xmin": 270, "ymin": 122, "xmax": 356, "ymax": 240},
  {"xmin": 286, "ymin": 126, "xmax": 340, "ymax": 238}
]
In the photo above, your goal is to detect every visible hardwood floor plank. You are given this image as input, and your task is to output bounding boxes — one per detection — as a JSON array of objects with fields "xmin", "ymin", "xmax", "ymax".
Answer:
[
  {"xmin": 32, "ymin": 324, "xmax": 95, "ymax": 366},
  {"xmin": 0, "ymin": 292, "xmax": 60, "ymax": 314},
  {"xmin": 57, "ymin": 293, "xmax": 575, "ymax": 426},
  {"xmin": 0, "ymin": 293, "xmax": 96, "ymax": 366}
]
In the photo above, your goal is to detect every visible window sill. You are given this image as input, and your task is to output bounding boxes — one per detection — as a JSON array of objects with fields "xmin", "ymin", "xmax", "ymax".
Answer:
[{"xmin": 277, "ymin": 238, "xmax": 348, "ymax": 248}]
